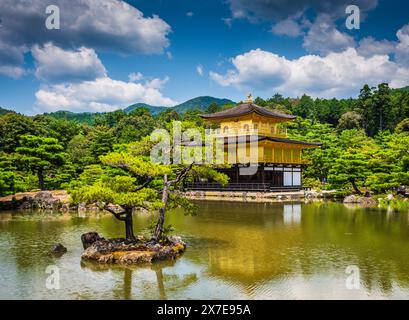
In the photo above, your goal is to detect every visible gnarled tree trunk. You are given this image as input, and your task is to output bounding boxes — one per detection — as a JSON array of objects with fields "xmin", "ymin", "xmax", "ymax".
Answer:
[
  {"xmin": 151, "ymin": 164, "xmax": 195, "ymax": 243},
  {"xmin": 37, "ymin": 168, "xmax": 45, "ymax": 190},
  {"xmin": 350, "ymin": 179, "xmax": 362, "ymax": 195},
  {"xmin": 104, "ymin": 205, "xmax": 136, "ymax": 241},
  {"xmin": 124, "ymin": 210, "xmax": 135, "ymax": 241},
  {"xmin": 152, "ymin": 178, "xmax": 169, "ymax": 242}
]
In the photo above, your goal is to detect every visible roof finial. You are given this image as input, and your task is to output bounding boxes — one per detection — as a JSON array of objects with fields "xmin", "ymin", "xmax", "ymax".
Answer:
[{"xmin": 244, "ymin": 93, "xmax": 253, "ymax": 103}]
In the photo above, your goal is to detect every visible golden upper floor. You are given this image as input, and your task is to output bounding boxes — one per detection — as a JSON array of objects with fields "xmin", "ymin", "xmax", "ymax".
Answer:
[
  {"xmin": 200, "ymin": 101, "xmax": 321, "ymax": 164},
  {"xmin": 201, "ymin": 102, "xmax": 295, "ymax": 139}
]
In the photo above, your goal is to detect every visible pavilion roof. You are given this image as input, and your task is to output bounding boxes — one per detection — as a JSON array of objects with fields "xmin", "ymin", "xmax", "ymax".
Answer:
[{"xmin": 201, "ymin": 102, "xmax": 296, "ymax": 120}]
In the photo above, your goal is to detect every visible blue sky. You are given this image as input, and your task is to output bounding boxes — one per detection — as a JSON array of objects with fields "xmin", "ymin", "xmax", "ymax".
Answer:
[{"xmin": 1, "ymin": 0, "xmax": 409, "ymax": 114}]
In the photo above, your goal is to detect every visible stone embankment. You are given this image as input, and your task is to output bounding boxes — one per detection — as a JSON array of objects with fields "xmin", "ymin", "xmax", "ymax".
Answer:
[{"xmin": 184, "ymin": 189, "xmax": 335, "ymax": 202}]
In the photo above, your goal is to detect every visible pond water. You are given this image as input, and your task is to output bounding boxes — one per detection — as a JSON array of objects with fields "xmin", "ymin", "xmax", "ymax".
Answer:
[{"xmin": 1, "ymin": 201, "xmax": 409, "ymax": 300}]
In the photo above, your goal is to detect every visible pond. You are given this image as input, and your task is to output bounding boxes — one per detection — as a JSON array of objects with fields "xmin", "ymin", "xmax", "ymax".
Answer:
[{"xmin": 1, "ymin": 201, "xmax": 409, "ymax": 299}]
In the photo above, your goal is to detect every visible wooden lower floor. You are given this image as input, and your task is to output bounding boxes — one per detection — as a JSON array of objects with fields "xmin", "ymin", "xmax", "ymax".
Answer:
[{"xmin": 187, "ymin": 164, "xmax": 303, "ymax": 192}]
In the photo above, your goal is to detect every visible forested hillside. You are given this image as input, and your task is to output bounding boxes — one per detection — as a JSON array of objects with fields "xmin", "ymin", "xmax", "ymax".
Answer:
[{"xmin": 1, "ymin": 83, "xmax": 409, "ymax": 196}]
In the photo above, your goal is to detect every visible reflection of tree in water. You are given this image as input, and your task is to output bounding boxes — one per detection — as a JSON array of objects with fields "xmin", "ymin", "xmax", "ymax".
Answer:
[{"xmin": 81, "ymin": 260, "xmax": 198, "ymax": 300}]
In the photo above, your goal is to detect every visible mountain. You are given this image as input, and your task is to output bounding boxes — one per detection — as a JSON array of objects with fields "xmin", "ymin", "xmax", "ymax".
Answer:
[
  {"xmin": 395, "ymin": 86, "xmax": 409, "ymax": 93},
  {"xmin": 125, "ymin": 96, "xmax": 235, "ymax": 115},
  {"xmin": 172, "ymin": 96, "xmax": 235, "ymax": 113},
  {"xmin": 124, "ymin": 103, "xmax": 168, "ymax": 115},
  {"xmin": 43, "ymin": 96, "xmax": 235, "ymax": 122},
  {"xmin": 0, "ymin": 107, "xmax": 15, "ymax": 116}
]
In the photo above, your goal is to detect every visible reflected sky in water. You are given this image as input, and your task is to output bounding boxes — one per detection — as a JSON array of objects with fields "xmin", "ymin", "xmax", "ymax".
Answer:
[{"xmin": 1, "ymin": 201, "xmax": 409, "ymax": 299}]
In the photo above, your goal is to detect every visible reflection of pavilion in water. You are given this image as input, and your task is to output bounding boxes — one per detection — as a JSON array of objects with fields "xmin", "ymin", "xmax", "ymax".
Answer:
[
  {"xmin": 203, "ymin": 203, "xmax": 304, "ymax": 286},
  {"xmin": 80, "ymin": 202, "xmax": 409, "ymax": 298},
  {"xmin": 186, "ymin": 202, "xmax": 409, "ymax": 296},
  {"xmin": 283, "ymin": 204, "xmax": 301, "ymax": 225}
]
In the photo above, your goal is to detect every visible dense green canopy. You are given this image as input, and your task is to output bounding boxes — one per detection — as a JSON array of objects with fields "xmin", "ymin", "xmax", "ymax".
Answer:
[{"xmin": 0, "ymin": 82, "xmax": 409, "ymax": 197}]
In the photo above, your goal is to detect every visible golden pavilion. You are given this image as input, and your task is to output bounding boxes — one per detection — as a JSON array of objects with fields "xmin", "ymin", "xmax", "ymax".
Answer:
[{"xmin": 188, "ymin": 95, "xmax": 321, "ymax": 192}]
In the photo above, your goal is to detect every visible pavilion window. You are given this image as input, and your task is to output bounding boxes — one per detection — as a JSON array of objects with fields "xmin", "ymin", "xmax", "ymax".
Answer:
[
  {"xmin": 223, "ymin": 126, "xmax": 229, "ymax": 134},
  {"xmin": 243, "ymin": 124, "xmax": 250, "ymax": 133}
]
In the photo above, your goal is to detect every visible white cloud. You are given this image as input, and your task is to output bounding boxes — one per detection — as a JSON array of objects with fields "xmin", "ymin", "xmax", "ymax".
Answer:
[
  {"xmin": 357, "ymin": 37, "xmax": 396, "ymax": 57},
  {"xmin": 32, "ymin": 43, "xmax": 107, "ymax": 83},
  {"xmin": 0, "ymin": 0, "xmax": 171, "ymax": 78},
  {"xmin": 0, "ymin": 65, "xmax": 26, "ymax": 79},
  {"xmin": 302, "ymin": 14, "xmax": 355, "ymax": 54},
  {"xmin": 226, "ymin": 0, "xmax": 378, "ymax": 22},
  {"xmin": 186, "ymin": 12, "xmax": 194, "ymax": 17},
  {"xmin": 396, "ymin": 24, "xmax": 409, "ymax": 67},
  {"xmin": 196, "ymin": 65, "xmax": 204, "ymax": 76},
  {"xmin": 34, "ymin": 76, "xmax": 177, "ymax": 113},
  {"xmin": 0, "ymin": 42, "xmax": 27, "ymax": 78},
  {"xmin": 272, "ymin": 18, "xmax": 303, "ymax": 37},
  {"xmin": 145, "ymin": 76, "xmax": 170, "ymax": 89},
  {"xmin": 128, "ymin": 72, "xmax": 144, "ymax": 82},
  {"xmin": 210, "ymin": 48, "xmax": 409, "ymax": 98}
]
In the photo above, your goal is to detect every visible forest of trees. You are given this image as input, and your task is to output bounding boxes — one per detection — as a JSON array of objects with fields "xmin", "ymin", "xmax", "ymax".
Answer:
[{"xmin": 1, "ymin": 82, "xmax": 409, "ymax": 198}]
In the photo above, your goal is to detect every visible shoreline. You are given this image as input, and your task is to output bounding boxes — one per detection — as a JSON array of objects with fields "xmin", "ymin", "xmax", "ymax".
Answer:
[
  {"xmin": 0, "ymin": 189, "xmax": 336, "ymax": 210},
  {"xmin": 1, "ymin": 189, "xmax": 407, "ymax": 211},
  {"xmin": 183, "ymin": 190, "xmax": 336, "ymax": 203}
]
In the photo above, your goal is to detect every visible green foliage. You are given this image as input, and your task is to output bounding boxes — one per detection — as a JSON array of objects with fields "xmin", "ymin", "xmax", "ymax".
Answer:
[
  {"xmin": 328, "ymin": 147, "xmax": 373, "ymax": 194},
  {"xmin": 88, "ymin": 126, "xmax": 115, "ymax": 161},
  {"xmin": 1, "ymin": 83, "xmax": 409, "ymax": 197},
  {"xmin": 0, "ymin": 153, "xmax": 18, "ymax": 196},
  {"xmin": 0, "ymin": 113, "xmax": 40, "ymax": 152},
  {"xmin": 16, "ymin": 135, "xmax": 66, "ymax": 190},
  {"xmin": 395, "ymin": 118, "xmax": 409, "ymax": 133},
  {"xmin": 0, "ymin": 107, "xmax": 14, "ymax": 116},
  {"xmin": 67, "ymin": 134, "xmax": 94, "ymax": 168},
  {"xmin": 337, "ymin": 111, "xmax": 362, "ymax": 130},
  {"xmin": 114, "ymin": 112, "xmax": 155, "ymax": 143}
]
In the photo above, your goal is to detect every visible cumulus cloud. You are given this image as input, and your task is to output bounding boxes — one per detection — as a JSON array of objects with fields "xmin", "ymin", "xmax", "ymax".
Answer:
[
  {"xmin": 357, "ymin": 37, "xmax": 396, "ymax": 57},
  {"xmin": 0, "ymin": 0, "xmax": 171, "ymax": 77},
  {"xmin": 210, "ymin": 48, "xmax": 409, "ymax": 98},
  {"xmin": 35, "ymin": 76, "xmax": 177, "ymax": 113},
  {"xmin": 303, "ymin": 14, "xmax": 355, "ymax": 54},
  {"xmin": 0, "ymin": 42, "xmax": 27, "ymax": 78},
  {"xmin": 145, "ymin": 76, "xmax": 170, "ymax": 89},
  {"xmin": 396, "ymin": 24, "xmax": 409, "ymax": 67},
  {"xmin": 196, "ymin": 65, "xmax": 204, "ymax": 76},
  {"xmin": 128, "ymin": 72, "xmax": 144, "ymax": 82},
  {"xmin": 226, "ymin": 0, "xmax": 378, "ymax": 22},
  {"xmin": 32, "ymin": 43, "xmax": 107, "ymax": 83},
  {"xmin": 0, "ymin": 65, "xmax": 26, "ymax": 79},
  {"xmin": 227, "ymin": 0, "xmax": 379, "ymax": 56},
  {"xmin": 271, "ymin": 18, "xmax": 303, "ymax": 37}
]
